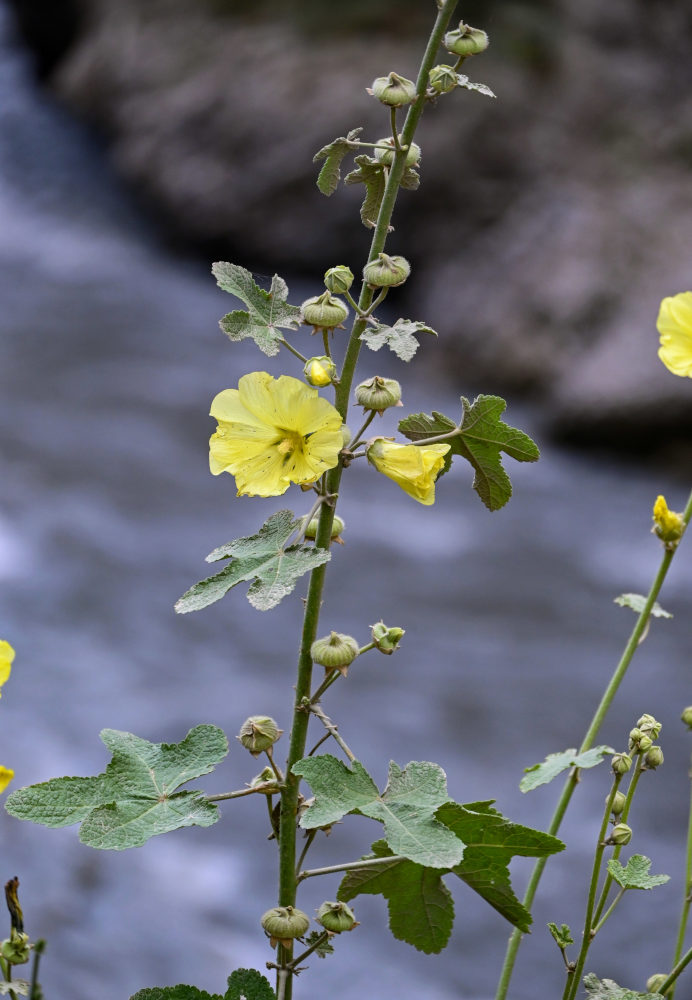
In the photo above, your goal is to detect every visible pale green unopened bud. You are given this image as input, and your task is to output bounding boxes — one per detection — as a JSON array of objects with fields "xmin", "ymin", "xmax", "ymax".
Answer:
[
  {"xmin": 646, "ymin": 974, "xmax": 668, "ymax": 993},
  {"xmin": 629, "ymin": 727, "xmax": 642, "ymax": 750},
  {"xmin": 637, "ymin": 714, "xmax": 662, "ymax": 739},
  {"xmin": 369, "ymin": 72, "xmax": 417, "ymax": 107},
  {"xmin": 355, "ymin": 376, "xmax": 402, "ymax": 413},
  {"xmin": 301, "ymin": 291, "xmax": 349, "ymax": 331},
  {"xmin": 609, "ymin": 791, "xmax": 627, "ymax": 816},
  {"xmin": 444, "ymin": 22, "xmax": 489, "ymax": 57},
  {"xmin": 682, "ymin": 706, "xmax": 692, "ymax": 730},
  {"xmin": 363, "ymin": 253, "xmax": 411, "ymax": 288},
  {"xmin": 638, "ymin": 735, "xmax": 653, "ymax": 753},
  {"xmin": 237, "ymin": 716, "xmax": 282, "ymax": 756},
  {"xmin": 249, "ymin": 766, "xmax": 280, "ymax": 794},
  {"xmin": 1, "ymin": 931, "xmax": 30, "ymax": 965},
  {"xmin": 428, "ymin": 64, "xmax": 458, "ymax": 94},
  {"xmin": 316, "ymin": 900, "xmax": 359, "ymax": 933},
  {"xmin": 261, "ymin": 906, "xmax": 310, "ymax": 947},
  {"xmin": 311, "ymin": 632, "xmax": 359, "ymax": 675},
  {"xmin": 303, "ymin": 355, "xmax": 337, "ymax": 387},
  {"xmin": 374, "ymin": 135, "xmax": 421, "ymax": 168},
  {"xmin": 304, "ymin": 514, "xmax": 345, "ymax": 543},
  {"xmin": 324, "ymin": 265, "xmax": 354, "ymax": 294},
  {"xmin": 644, "ymin": 746, "xmax": 664, "ymax": 769},
  {"xmin": 371, "ymin": 621, "xmax": 405, "ymax": 654},
  {"xmin": 611, "ymin": 752, "xmax": 632, "ymax": 775},
  {"xmin": 609, "ymin": 822, "xmax": 632, "ymax": 846}
]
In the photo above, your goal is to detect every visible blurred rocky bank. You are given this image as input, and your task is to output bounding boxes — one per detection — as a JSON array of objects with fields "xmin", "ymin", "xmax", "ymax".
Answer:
[{"xmin": 10, "ymin": 0, "xmax": 692, "ymax": 449}]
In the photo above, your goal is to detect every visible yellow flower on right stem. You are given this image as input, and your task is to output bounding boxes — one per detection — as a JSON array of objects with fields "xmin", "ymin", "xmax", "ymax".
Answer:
[
  {"xmin": 657, "ymin": 291, "xmax": 692, "ymax": 376},
  {"xmin": 366, "ymin": 438, "xmax": 450, "ymax": 505}
]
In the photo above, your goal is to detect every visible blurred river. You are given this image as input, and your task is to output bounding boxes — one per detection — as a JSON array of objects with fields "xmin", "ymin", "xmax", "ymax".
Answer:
[{"xmin": 1, "ymin": 5, "xmax": 692, "ymax": 999}]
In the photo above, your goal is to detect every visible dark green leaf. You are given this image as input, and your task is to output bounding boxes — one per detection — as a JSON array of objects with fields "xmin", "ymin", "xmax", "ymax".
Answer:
[
  {"xmin": 360, "ymin": 319, "xmax": 437, "ymax": 362},
  {"xmin": 130, "ymin": 989, "xmax": 222, "ymax": 1000},
  {"xmin": 607, "ymin": 855, "xmax": 670, "ymax": 891},
  {"xmin": 175, "ymin": 511, "xmax": 331, "ymax": 613},
  {"xmin": 338, "ymin": 840, "xmax": 454, "ymax": 954},
  {"xmin": 212, "ymin": 263, "xmax": 302, "ymax": 357},
  {"xmin": 225, "ymin": 969, "xmax": 276, "ymax": 1000},
  {"xmin": 344, "ymin": 155, "xmax": 387, "ymax": 228},
  {"xmin": 456, "ymin": 74, "xmax": 496, "ymax": 97},
  {"xmin": 293, "ymin": 756, "xmax": 464, "ymax": 868},
  {"xmin": 583, "ymin": 973, "xmax": 663, "ymax": 999},
  {"xmin": 399, "ymin": 395, "xmax": 540, "ymax": 511},
  {"xmin": 614, "ymin": 594, "xmax": 672, "ymax": 618},
  {"xmin": 438, "ymin": 800, "xmax": 564, "ymax": 931},
  {"xmin": 7, "ymin": 726, "xmax": 228, "ymax": 850},
  {"xmin": 548, "ymin": 922, "xmax": 573, "ymax": 949},
  {"xmin": 313, "ymin": 128, "xmax": 363, "ymax": 195},
  {"xmin": 300, "ymin": 931, "xmax": 334, "ymax": 960},
  {"xmin": 520, "ymin": 746, "xmax": 614, "ymax": 792}
]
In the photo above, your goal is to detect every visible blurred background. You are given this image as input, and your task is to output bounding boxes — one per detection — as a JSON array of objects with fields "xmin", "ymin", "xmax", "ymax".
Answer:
[{"xmin": 1, "ymin": 0, "xmax": 692, "ymax": 998}]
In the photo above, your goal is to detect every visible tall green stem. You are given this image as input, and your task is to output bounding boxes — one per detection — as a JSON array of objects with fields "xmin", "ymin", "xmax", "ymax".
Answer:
[
  {"xmin": 495, "ymin": 488, "xmax": 692, "ymax": 1000},
  {"xmin": 670, "ymin": 749, "xmax": 692, "ymax": 1000},
  {"xmin": 274, "ymin": 4, "xmax": 459, "ymax": 997}
]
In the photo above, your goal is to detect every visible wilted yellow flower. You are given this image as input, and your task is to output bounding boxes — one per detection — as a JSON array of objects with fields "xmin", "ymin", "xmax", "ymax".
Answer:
[
  {"xmin": 652, "ymin": 494, "xmax": 685, "ymax": 547},
  {"xmin": 0, "ymin": 640, "xmax": 14, "ymax": 695},
  {"xmin": 657, "ymin": 292, "xmax": 692, "ymax": 376},
  {"xmin": 209, "ymin": 372, "xmax": 343, "ymax": 497},
  {"xmin": 366, "ymin": 438, "xmax": 450, "ymax": 505},
  {"xmin": 0, "ymin": 767, "xmax": 13, "ymax": 794}
]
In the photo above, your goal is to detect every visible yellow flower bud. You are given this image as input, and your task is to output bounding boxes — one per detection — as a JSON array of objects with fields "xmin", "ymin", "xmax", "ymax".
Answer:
[
  {"xmin": 303, "ymin": 356, "xmax": 337, "ymax": 387},
  {"xmin": 366, "ymin": 438, "xmax": 450, "ymax": 506},
  {"xmin": 652, "ymin": 495, "xmax": 685, "ymax": 549}
]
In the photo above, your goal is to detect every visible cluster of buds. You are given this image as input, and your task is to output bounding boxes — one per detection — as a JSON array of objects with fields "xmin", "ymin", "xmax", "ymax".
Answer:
[
  {"xmin": 629, "ymin": 715, "xmax": 664, "ymax": 769},
  {"xmin": 237, "ymin": 716, "xmax": 282, "ymax": 756},
  {"xmin": 371, "ymin": 620, "xmax": 405, "ymax": 654}
]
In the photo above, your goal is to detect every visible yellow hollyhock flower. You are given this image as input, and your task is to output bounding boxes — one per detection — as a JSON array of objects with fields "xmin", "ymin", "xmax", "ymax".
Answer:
[
  {"xmin": 209, "ymin": 372, "xmax": 343, "ymax": 497},
  {"xmin": 366, "ymin": 438, "xmax": 450, "ymax": 505},
  {"xmin": 0, "ymin": 640, "xmax": 14, "ymax": 695},
  {"xmin": 0, "ymin": 766, "xmax": 13, "ymax": 793},
  {"xmin": 657, "ymin": 291, "xmax": 692, "ymax": 376}
]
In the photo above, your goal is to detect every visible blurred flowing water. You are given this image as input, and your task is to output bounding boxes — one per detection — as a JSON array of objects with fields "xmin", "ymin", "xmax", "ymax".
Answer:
[{"xmin": 1, "ymin": 5, "xmax": 692, "ymax": 999}]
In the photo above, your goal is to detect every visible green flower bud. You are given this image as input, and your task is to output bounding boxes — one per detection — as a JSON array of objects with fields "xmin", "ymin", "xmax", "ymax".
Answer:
[
  {"xmin": 261, "ymin": 906, "xmax": 310, "ymax": 947},
  {"xmin": 638, "ymin": 735, "xmax": 653, "ymax": 753},
  {"xmin": 301, "ymin": 291, "xmax": 349, "ymax": 331},
  {"xmin": 371, "ymin": 620, "xmax": 405, "ymax": 654},
  {"xmin": 374, "ymin": 135, "xmax": 421, "ymax": 168},
  {"xmin": 237, "ymin": 716, "xmax": 282, "ymax": 756},
  {"xmin": 608, "ymin": 822, "xmax": 632, "ymax": 846},
  {"xmin": 628, "ymin": 728, "xmax": 643, "ymax": 750},
  {"xmin": 369, "ymin": 72, "xmax": 417, "ymax": 107},
  {"xmin": 682, "ymin": 706, "xmax": 692, "ymax": 730},
  {"xmin": 316, "ymin": 900, "xmax": 359, "ymax": 933},
  {"xmin": 324, "ymin": 265, "xmax": 354, "ymax": 295},
  {"xmin": 341, "ymin": 424, "xmax": 352, "ymax": 448},
  {"xmin": 310, "ymin": 632, "xmax": 359, "ymax": 675},
  {"xmin": 644, "ymin": 746, "xmax": 664, "ymax": 769},
  {"xmin": 304, "ymin": 514, "xmax": 346, "ymax": 543},
  {"xmin": 444, "ymin": 22, "xmax": 489, "ymax": 57},
  {"xmin": 646, "ymin": 973, "xmax": 668, "ymax": 993},
  {"xmin": 428, "ymin": 64, "xmax": 458, "ymax": 94},
  {"xmin": 611, "ymin": 752, "xmax": 632, "ymax": 775},
  {"xmin": 1, "ymin": 931, "xmax": 30, "ymax": 965},
  {"xmin": 363, "ymin": 252, "xmax": 411, "ymax": 288},
  {"xmin": 609, "ymin": 790, "xmax": 627, "ymax": 816},
  {"xmin": 637, "ymin": 714, "xmax": 662, "ymax": 739},
  {"xmin": 249, "ymin": 766, "xmax": 280, "ymax": 794},
  {"xmin": 303, "ymin": 355, "xmax": 338, "ymax": 387},
  {"xmin": 355, "ymin": 376, "xmax": 402, "ymax": 413}
]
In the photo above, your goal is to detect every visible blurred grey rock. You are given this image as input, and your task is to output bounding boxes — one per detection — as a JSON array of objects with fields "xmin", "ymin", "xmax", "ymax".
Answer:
[{"xmin": 50, "ymin": 0, "xmax": 692, "ymax": 438}]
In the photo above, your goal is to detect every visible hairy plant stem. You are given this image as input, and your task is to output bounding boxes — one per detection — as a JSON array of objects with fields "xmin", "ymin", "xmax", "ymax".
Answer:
[
  {"xmin": 669, "ymin": 748, "xmax": 692, "ymax": 1000},
  {"xmin": 298, "ymin": 855, "xmax": 407, "ymax": 882},
  {"xmin": 659, "ymin": 944, "xmax": 692, "ymax": 995},
  {"xmin": 274, "ymin": 4, "xmax": 459, "ymax": 997},
  {"xmin": 495, "ymin": 487, "xmax": 692, "ymax": 1000}
]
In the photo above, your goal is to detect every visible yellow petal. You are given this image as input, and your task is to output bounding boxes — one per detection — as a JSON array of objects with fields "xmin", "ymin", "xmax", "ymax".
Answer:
[
  {"xmin": 0, "ymin": 640, "xmax": 15, "ymax": 693},
  {"xmin": 657, "ymin": 293, "xmax": 692, "ymax": 377},
  {"xmin": 0, "ymin": 767, "xmax": 14, "ymax": 793},
  {"xmin": 367, "ymin": 440, "xmax": 450, "ymax": 505}
]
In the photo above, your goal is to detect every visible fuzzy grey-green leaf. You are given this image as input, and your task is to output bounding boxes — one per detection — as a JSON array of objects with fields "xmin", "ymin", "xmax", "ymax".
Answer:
[
  {"xmin": 361, "ymin": 319, "xmax": 437, "ymax": 362},
  {"xmin": 583, "ymin": 974, "xmax": 663, "ymax": 999},
  {"xmin": 614, "ymin": 594, "xmax": 672, "ymax": 618},
  {"xmin": 520, "ymin": 746, "xmax": 614, "ymax": 792},
  {"xmin": 606, "ymin": 855, "xmax": 670, "ymax": 891},
  {"xmin": 212, "ymin": 263, "xmax": 302, "ymax": 356},
  {"xmin": 548, "ymin": 922, "xmax": 573, "ymax": 949},
  {"xmin": 455, "ymin": 74, "xmax": 496, "ymax": 97},
  {"xmin": 313, "ymin": 128, "xmax": 363, "ymax": 196},
  {"xmin": 344, "ymin": 155, "xmax": 387, "ymax": 228}
]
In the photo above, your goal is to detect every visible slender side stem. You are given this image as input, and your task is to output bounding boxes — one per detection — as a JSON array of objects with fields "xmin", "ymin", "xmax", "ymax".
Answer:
[
  {"xmin": 348, "ymin": 411, "xmax": 377, "ymax": 450},
  {"xmin": 295, "ymin": 831, "xmax": 317, "ymax": 880},
  {"xmin": 591, "ymin": 887, "xmax": 625, "ymax": 936},
  {"xmin": 309, "ymin": 670, "xmax": 341, "ymax": 705},
  {"xmin": 310, "ymin": 704, "xmax": 356, "ymax": 761},
  {"xmin": 298, "ymin": 855, "xmax": 407, "ymax": 882},
  {"xmin": 280, "ymin": 338, "xmax": 308, "ymax": 363},
  {"xmin": 659, "ymin": 945, "xmax": 692, "ymax": 995},
  {"xmin": 390, "ymin": 107, "xmax": 400, "ymax": 147},
  {"xmin": 409, "ymin": 427, "xmax": 461, "ymax": 446},
  {"xmin": 29, "ymin": 941, "xmax": 45, "ymax": 1000},
  {"xmin": 362, "ymin": 287, "xmax": 389, "ymax": 317},
  {"xmin": 306, "ymin": 732, "xmax": 331, "ymax": 757},
  {"xmin": 207, "ymin": 783, "xmax": 278, "ymax": 802},
  {"xmin": 495, "ymin": 488, "xmax": 692, "ymax": 1000},
  {"xmin": 322, "ymin": 329, "xmax": 332, "ymax": 358},
  {"xmin": 289, "ymin": 931, "xmax": 331, "ymax": 969},
  {"xmin": 670, "ymin": 751, "xmax": 692, "ymax": 1000},
  {"xmin": 275, "ymin": 6, "xmax": 460, "ymax": 997}
]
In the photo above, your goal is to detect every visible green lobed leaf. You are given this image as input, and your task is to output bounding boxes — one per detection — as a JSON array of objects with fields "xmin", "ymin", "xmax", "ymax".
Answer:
[
  {"xmin": 130, "ymin": 989, "xmax": 222, "ymax": 1000},
  {"xmin": 520, "ymin": 746, "xmax": 614, "ymax": 792},
  {"xmin": 6, "ymin": 725, "xmax": 228, "ymax": 850},
  {"xmin": 456, "ymin": 74, "xmax": 496, "ymax": 98},
  {"xmin": 614, "ymin": 593, "xmax": 672, "ymax": 618},
  {"xmin": 0, "ymin": 982, "xmax": 30, "ymax": 996},
  {"xmin": 225, "ymin": 969, "xmax": 276, "ymax": 1000},
  {"xmin": 606, "ymin": 855, "xmax": 670, "ymax": 891},
  {"xmin": 175, "ymin": 511, "xmax": 331, "ymax": 613},
  {"xmin": 583, "ymin": 973, "xmax": 663, "ymax": 999},
  {"xmin": 338, "ymin": 840, "xmax": 454, "ymax": 954},
  {"xmin": 313, "ymin": 128, "xmax": 363, "ymax": 195},
  {"xmin": 399, "ymin": 167, "xmax": 420, "ymax": 191},
  {"xmin": 212, "ymin": 263, "xmax": 302, "ymax": 357},
  {"xmin": 399, "ymin": 395, "xmax": 540, "ymax": 511},
  {"xmin": 344, "ymin": 155, "xmax": 387, "ymax": 228},
  {"xmin": 548, "ymin": 922, "xmax": 574, "ymax": 949},
  {"xmin": 293, "ymin": 756, "xmax": 464, "ymax": 868},
  {"xmin": 437, "ymin": 800, "xmax": 564, "ymax": 932},
  {"xmin": 360, "ymin": 319, "xmax": 437, "ymax": 362},
  {"xmin": 300, "ymin": 931, "xmax": 334, "ymax": 960}
]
